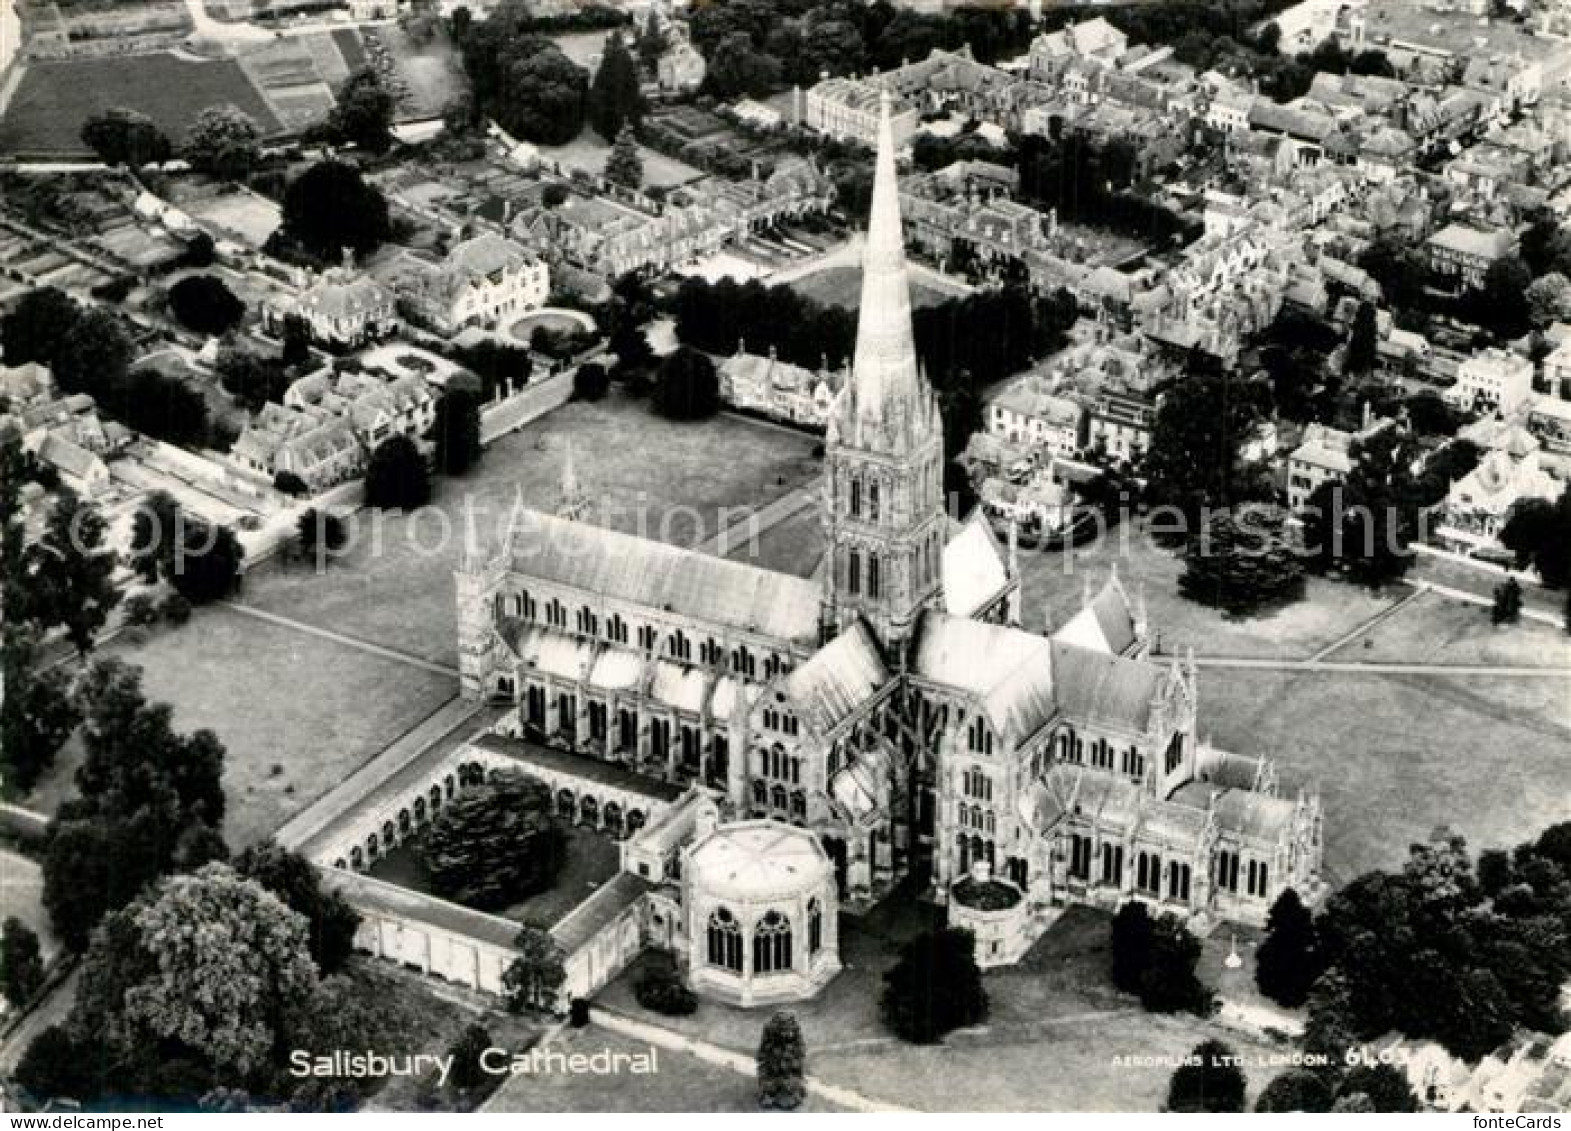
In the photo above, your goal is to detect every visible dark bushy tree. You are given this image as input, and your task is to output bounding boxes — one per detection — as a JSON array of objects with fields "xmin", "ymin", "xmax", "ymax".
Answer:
[
  {"xmin": 1255, "ymin": 1069, "xmax": 1332, "ymax": 1112},
  {"xmin": 0, "ymin": 918, "xmax": 46, "ymax": 1008},
  {"xmin": 280, "ymin": 161, "xmax": 392, "ymax": 261},
  {"xmin": 654, "ymin": 346, "xmax": 719, "ymax": 420},
  {"xmin": 1492, "ymin": 577, "xmax": 1524, "ymax": 625},
  {"xmin": 15, "ymin": 1025, "xmax": 101, "ymax": 1104},
  {"xmin": 168, "ymin": 274, "xmax": 245, "ymax": 336},
  {"xmin": 1142, "ymin": 366, "xmax": 1272, "ymax": 537},
  {"xmin": 364, "ymin": 434, "xmax": 431, "ymax": 510},
  {"xmin": 573, "ymin": 361, "xmax": 609, "ymax": 401},
  {"xmin": 1500, "ymin": 488, "xmax": 1571, "ymax": 589},
  {"xmin": 1255, "ymin": 888, "xmax": 1322, "ymax": 1008},
  {"xmin": 1167, "ymin": 1040, "xmax": 1246, "ymax": 1113},
  {"xmin": 233, "ymin": 841, "xmax": 360, "ymax": 974},
  {"xmin": 503, "ymin": 925, "xmax": 566, "ymax": 1014},
  {"xmin": 634, "ymin": 958, "xmax": 697, "ymax": 1016},
  {"xmin": 421, "ymin": 771, "xmax": 564, "ymax": 911},
  {"xmin": 603, "ymin": 125, "xmax": 643, "ymax": 189},
  {"xmin": 81, "ymin": 108, "xmax": 171, "ymax": 167},
  {"xmin": 1340, "ymin": 1064, "xmax": 1420, "ymax": 1112},
  {"xmin": 880, "ymin": 926, "xmax": 987, "ymax": 1043},
  {"xmin": 756, "ymin": 1011, "xmax": 806, "ymax": 1110},
  {"xmin": 183, "ymin": 104, "xmax": 262, "ymax": 180},
  {"xmin": 22, "ymin": 488, "xmax": 119, "ymax": 656},
  {"xmin": 1111, "ymin": 901, "xmax": 1213, "ymax": 1015},
  {"xmin": 446, "ymin": 1023, "xmax": 494, "ymax": 1095},
  {"xmin": 430, "ymin": 389, "xmax": 483, "ymax": 476},
  {"xmin": 327, "ymin": 68, "xmax": 396, "ymax": 153},
  {"xmin": 1179, "ymin": 504, "xmax": 1305, "ymax": 616},
  {"xmin": 588, "ymin": 31, "xmax": 644, "ymax": 141}
]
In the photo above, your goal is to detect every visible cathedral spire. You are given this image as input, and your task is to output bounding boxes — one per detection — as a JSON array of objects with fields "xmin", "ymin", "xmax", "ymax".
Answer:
[{"xmin": 844, "ymin": 90, "xmax": 929, "ymax": 452}]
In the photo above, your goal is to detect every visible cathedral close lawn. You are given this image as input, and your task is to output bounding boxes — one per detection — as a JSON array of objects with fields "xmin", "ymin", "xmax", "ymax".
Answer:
[{"xmin": 239, "ymin": 387, "xmax": 820, "ymax": 667}]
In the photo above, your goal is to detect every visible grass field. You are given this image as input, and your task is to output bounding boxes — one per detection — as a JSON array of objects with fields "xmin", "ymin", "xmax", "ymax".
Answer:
[
  {"xmin": 598, "ymin": 895, "xmax": 1289, "ymax": 1112},
  {"xmin": 1019, "ymin": 517, "xmax": 1408, "ymax": 660},
  {"xmin": 24, "ymin": 606, "xmax": 458, "ymax": 850},
  {"xmin": 788, "ymin": 263, "xmax": 959, "ymax": 312},
  {"xmin": 1197, "ymin": 669, "xmax": 1571, "ymax": 885},
  {"xmin": 485, "ymin": 1024, "xmax": 847, "ymax": 1113},
  {"xmin": 240, "ymin": 389, "xmax": 820, "ymax": 665},
  {"xmin": 1338, "ymin": 587, "xmax": 1571, "ymax": 667},
  {"xmin": 724, "ymin": 501, "xmax": 824, "ymax": 578},
  {"xmin": 535, "ymin": 130, "xmax": 706, "ymax": 189},
  {"xmin": 0, "ymin": 53, "xmax": 280, "ymax": 156}
]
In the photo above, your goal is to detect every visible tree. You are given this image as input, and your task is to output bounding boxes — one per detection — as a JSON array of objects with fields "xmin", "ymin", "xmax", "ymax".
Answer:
[
  {"xmin": 327, "ymin": 68, "xmax": 396, "ymax": 153},
  {"xmin": 880, "ymin": 926, "xmax": 987, "ymax": 1043},
  {"xmin": 233, "ymin": 841, "xmax": 360, "ymax": 975},
  {"xmin": 15, "ymin": 1025, "xmax": 101, "ymax": 1104},
  {"xmin": 295, "ymin": 508, "xmax": 348, "ymax": 564},
  {"xmin": 43, "ymin": 657, "xmax": 226, "ymax": 950},
  {"xmin": 0, "ymin": 287, "xmax": 81, "ymax": 370},
  {"xmin": 588, "ymin": 31, "xmax": 645, "ymax": 141},
  {"xmin": 0, "ymin": 628, "xmax": 79, "ymax": 793},
  {"xmin": 81, "ymin": 108, "xmax": 171, "ymax": 167},
  {"xmin": 1466, "ymin": 256, "xmax": 1533, "ymax": 340},
  {"xmin": 1500, "ymin": 488, "xmax": 1571, "ymax": 589},
  {"xmin": 1110, "ymin": 901, "xmax": 1213, "ymax": 1014},
  {"xmin": 654, "ymin": 346, "xmax": 719, "ymax": 421},
  {"xmin": 280, "ymin": 160, "xmax": 392, "ymax": 261},
  {"xmin": 364, "ymin": 434, "xmax": 431, "ymax": 510},
  {"xmin": 706, "ymin": 32, "xmax": 782, "ymax": 99},
  {"xmin": 1, "ymin": 918, "xmax": 45, "ymax": 1008},
  {"xmin": 498, "ymin": 46, "xmax": 588, "ymax": 145},
  {"xmin": 1255, "ymin": 1069, "xmax": 1332, "ymax": 1112},
  {"xmin": 447, "ymin": 1024, "xmax": 494, "ymax": 1094},
  {"xmin": 1340, "ymin": 1064, "xmax": 1420, "ymax": 1112},
  {"xmin": 168, "ymin": 274, "xmax": 245, "ymax": 336},
  {"xmin": 183, "ymin": 104, "xmax": 262, "ymax": 180},
  {"xmin": 23, "ymin": 488, "xmax": 120, "ymax": 655},
  {"xmin": 636, "ymin": 8, "xmax": 666, "ymax": 67},
  {"xmin": 168, "ymin": 520, "xmax": 243, "ymax": 605},
  {"xmin": 216, "ymin": 345, "xmax": 291, "ymax": 412},
  {"xmin": 756, "ymin": 1011, "xmax": 806, "ymax": 1110},
  {"xmin": 1492, "ymin": 577, "xmax": 1523, "ymax": 625},
  {"xmin": 429, "ymin": 388, "xmax": 483, "ymax": 476},
  {"xmin": 1179, "ymin": 504, "xmax": 1305, "ymax": 616},
  {"xmin": 1332, "ymin": 1091, "xmax": 1376, "ymax": 1112},
  {"xmin": 1166, "ymin": 1040, "xmax": 1246, "ymax": 1113},
  {"xmin": 1525, "ymin": 272, "xmax": 1571, "ymax": 330},
  {"xmin": 1344, "ymin": 300, "xmax": 1378, "ymax": 375},
  {"xmin": 503, "ymin": 925, "xmax": 566, "ymax": 1014},
  {"xmin": 72, "ymin": 864, "xmax": 319, "ymax": 1089},
  {"xmin": 573, "ymin": 361, "xmax": 609, "ymax": 401},
  {"xmin": 1255, "ymin": 889, "xmax": 1322, "ymax": 1008},
  {"xmin": 1142, "ymin": 367, "xmax": 1272, "ymax": 538},
  {"xmin": 603, "ymin": 125, "xmax": 643, "ymax": 190},
  {"xmin": 609, "ymin": 322, "xmax": 653, "ymax": 375},
  {"xmin": 420, "ymin": 770, "xmax": 564, "ymax": 911},
  {"xmin": 1305, "ymin": 424, "xmax": 1427, "ymax": 586}
]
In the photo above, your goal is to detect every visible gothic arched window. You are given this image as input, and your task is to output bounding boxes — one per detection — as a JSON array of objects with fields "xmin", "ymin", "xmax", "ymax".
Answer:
[
  {"xmin": 847, "ymin": 548, "xmax": 861, "ymax": 595},
  {"xmin": 868, "ymin": 553, "xmax": 880, "ymax": 600},
  {"xmin": 808, "ymin": 898, "xmax": 823, "ymax": 954},
  {"xmin": 868, "ymin": 479, "xmax": 880, "ymax": 522},
  {"xmin": 753, "ymin": 910, "xmax": 792, "ymax": 974},
  {"xmin": 708, "ymin": 907, "xmax": 743, "ymax": 972}
]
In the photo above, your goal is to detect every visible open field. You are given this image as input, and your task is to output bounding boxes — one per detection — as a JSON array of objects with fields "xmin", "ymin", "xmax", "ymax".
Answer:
[
  {"xmin": 1198, "ymin": 669, "xmax": 1571, "ymax": 885},
  {"xmin": 24, "ymin": 606, "xmax": 457, "ymax": 850},
  {"xmin": 0, "ymin": 52, "xmax": 280, "ymax": 156},
  {"xmin": 485, "ymin": 1023, "xmax": 846, "ymax": 1113},
  {"xmin": 788, "ymin": 262, "xmax": 962, "ymax": 312},
  {"xmin": 536, "ymin": 131, "xmax": 706, "ymax": 189},
  {"xmin": 598, "ymin": 895, "xmax": 1289, "ymax": 1112},
  {"xmin": 1336, "ymin": 587, "xmax": 1571, "ymax": 667},
  {"xmin": 370, "ymin": 825, "xmax": 622, "ymax": 930},
  {"xmin": 1019, "ymin": 517, "xmax": 1408, "ymax": 660},
  {"xmin": 365, "ymin": 23, "xmax": 464, "ymax": 120},
  {"xmin": 240, "ymin": 389, "xmax": 820, "ymax": 665},
  {"xmin": 725, "ymin": 500, "xmax": 824, "ymax": 578}
]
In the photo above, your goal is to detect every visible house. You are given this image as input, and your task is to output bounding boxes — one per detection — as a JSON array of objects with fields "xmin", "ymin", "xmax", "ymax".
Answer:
[
  {"xmin": 1446, "ymin": 347, "xmax": 1535, "ymax": 415},
  {"xmin": 798, "ymin": 79, "xmax": 918, "ymax": 149},
  {"xmin": 1028, "ymin": 17, "xmax": 1129, "ymax": 81},
  {"xmin": 267, "ymin": 263, "xmax": 400, "ymax": 349},
  {"xmin": 32, "ymin": 432, "xmax": 111, "ymax": 497},
  {"xmin": 1438, "ymin": 446, "xmax": 1560, "ymax": 553},
  {"xmin": 717, "ymin": 344, "xmax": 842, "ymax": 431},
  {"xmin": 1425, "ymin": 223, "xmax": 1516, "ymax": 290},
  {"xmin": 979, "ymin": 468, "xmax": 1074, "ymax": 535},
  {"xmin": 657, "ymin": 39, "xmax": 706, "ymax": 92},
  {"xmin": 985, "ymin": 376, "xmax": 1084, "ymax": 459},
  {"xmin": 1543, "ymin": 337, "xmax": 1571, "ymax": 398},
  {"xmin": 379, "ymin": 233, "xmax": 549, "ymax": 336},
  {"xmin": 1286, "ymin": 413, "xmax": 1393, "ymax": 511},
  {"xmin": 1085, "ymin": 389, "xmax": 1155, "ymax": 464},
  {"xmin": 1526, "ymin": 394, "xmax": 1571, "ymax": 455}
]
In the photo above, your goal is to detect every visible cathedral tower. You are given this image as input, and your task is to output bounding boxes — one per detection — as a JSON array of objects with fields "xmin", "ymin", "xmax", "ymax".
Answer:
[{"xmin": 822, "ymin": 91, "xmax": 947, "ymax": 653}]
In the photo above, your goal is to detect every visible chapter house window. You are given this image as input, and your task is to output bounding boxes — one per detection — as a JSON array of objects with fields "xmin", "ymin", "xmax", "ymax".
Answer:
[
  {"xmin": 808, "ymin": 898, "xmax": 823, "ymax": 954},
  {"xmin": 638, "ymin": 624, "xmax": 657, "ymax": 651},
  {"xmin": 546, "ymin": 599, "xmax": 566, "ymax": 629},
  {"xmin": 707, "ymin": 907, "xmax": 743, "ymax": 972},
  {"xmin": 753, "ymin": 910, "xmax": 792, "ymax": 974},
  {"xmin": 607, "ymin": 614, "xmax": 628, "ymax": 644}
]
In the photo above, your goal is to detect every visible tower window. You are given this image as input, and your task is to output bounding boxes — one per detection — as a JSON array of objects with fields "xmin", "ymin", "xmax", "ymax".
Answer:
[
  {"xmin": 847, "ymin": 549, "xmax": 861, "ymax": 596},
  {"xmin": 869, "ymin": 480, "xmax": 880, "ymax": 522},
  {"xmin": 850, "ymin": 477, "xmax": 862, "ymax": 518}
]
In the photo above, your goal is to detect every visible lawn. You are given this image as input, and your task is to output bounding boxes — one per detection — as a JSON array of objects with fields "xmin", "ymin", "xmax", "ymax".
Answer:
[
  {"xmin": 535, "ymin": 131, "xmax": 705, "ymax": 189},
  {"xmin": 788, "ymin": 262, "xmax": 959, "ymax": 312},
  {"xmin": 1019, "ymin": 517, "xmax": 1407, "ymax": 660},
  {"xmin": 239, "ymin": 389, "xmax": 820, "ymax": 665},
  {"xmin": 484, "ymin": 1024, "xmax": 847, "ymax": 1112},
  {"xmin": 724, "ymin": 502, "xmax": 824, "ymax": 579},
  {"xmin": 1337, "ymin": 588, "xmax": 1571, "ymax": 667},
  {"xmin": 24, "ymin": 606, "xmax": 458, "ymax": 850},
  {"xmin": 597, "ymin": 893, "xmax": 1290, "ymax": 1112},
  {"xmin": 367, "ymin": 23, "xmax": 465, "ymax": 121},
  {"xmin": 369, "ymin": 825, "xmax": 622, "ymax": 930},
  {"xmin": 1196, "ymin": 668, "xmax": 1571, "ymax": 885},
  {"xmin": 0, "ymin": 53, "xmax": 280, "ymax": 156}
]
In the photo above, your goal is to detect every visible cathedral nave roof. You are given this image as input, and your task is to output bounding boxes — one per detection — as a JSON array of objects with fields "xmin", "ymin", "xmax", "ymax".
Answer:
[
  {"xmin": 503, "ymin": 510, "xmax": 822, "ymax": 647},
  {"xmin": 911, "ymin": 612, "xmax": 1058, "ymax": 740},
  {"xmin": 1047, "ymin": 641, "xmax": 1162, "ymax": 734}
]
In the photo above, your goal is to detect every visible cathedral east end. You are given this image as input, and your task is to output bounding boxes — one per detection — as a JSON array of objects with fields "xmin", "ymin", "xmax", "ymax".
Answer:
[{"xmin": 454, "ymin": 94, "xmax": 1324, "ymax": 971}]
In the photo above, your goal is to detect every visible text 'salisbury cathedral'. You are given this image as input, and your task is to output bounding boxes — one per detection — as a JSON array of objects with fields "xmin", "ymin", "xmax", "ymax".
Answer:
[{"xmin": 454, "ymin": 94, "xmax": 1323, "ymax": 990}]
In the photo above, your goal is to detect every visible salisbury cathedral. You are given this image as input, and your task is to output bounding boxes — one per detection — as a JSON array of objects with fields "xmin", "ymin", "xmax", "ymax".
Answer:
[{"xmin": 455, "ymin": 94, "xmax": 1323, "ymax": 931}]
